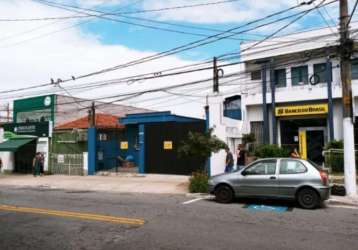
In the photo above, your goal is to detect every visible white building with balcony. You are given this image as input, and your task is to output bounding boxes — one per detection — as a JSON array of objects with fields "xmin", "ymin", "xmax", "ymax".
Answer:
[{"xmin": 209, "ymin": 24, "xmax": 358, "ymax": 176}]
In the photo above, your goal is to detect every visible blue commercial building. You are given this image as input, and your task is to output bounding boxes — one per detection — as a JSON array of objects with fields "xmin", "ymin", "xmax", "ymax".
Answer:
[{"xmin": 120, "ymin": 111, "xmax": 206, "ymax": 175}]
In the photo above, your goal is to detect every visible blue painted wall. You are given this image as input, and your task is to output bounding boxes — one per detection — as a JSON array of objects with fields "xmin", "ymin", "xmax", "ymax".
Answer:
[
  {"xmin": 97, "ymin": 140, "xmax": 120, "ymax": 170},
  {"xmin": 138, "ymin": 124, "xmax": 145, "ymax": 174},
  {"xmin": 87, "ymin": 127, "xmax": 96, "ymax": 175},
  {"xmin": 119, "ymin": 125, "xmax": 139, "ymax": 166}
]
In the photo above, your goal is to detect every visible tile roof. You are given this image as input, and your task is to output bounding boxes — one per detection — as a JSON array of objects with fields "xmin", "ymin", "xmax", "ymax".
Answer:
[{"xmin": 55, "ymin": 113, "xmax": 124, "ymax": 130}]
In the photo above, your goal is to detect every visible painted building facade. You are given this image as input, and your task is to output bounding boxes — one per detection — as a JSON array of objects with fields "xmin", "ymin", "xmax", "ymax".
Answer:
[{"xmin": 209, "ymin": 24, "xmax": 358, "ymax": 175}]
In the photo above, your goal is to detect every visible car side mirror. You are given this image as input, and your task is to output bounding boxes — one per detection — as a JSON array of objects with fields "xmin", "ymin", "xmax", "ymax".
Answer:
[{"xmin": 241, "ymin": 171, "xmax": 248, "ymax": 176}]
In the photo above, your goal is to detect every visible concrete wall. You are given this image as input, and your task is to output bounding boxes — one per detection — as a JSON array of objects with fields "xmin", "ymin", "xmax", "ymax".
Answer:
[
  {"xmin": 208, "ymin": 95, "xmax": 243, "ymax": 176},
  {"xmin": 0, "ymin": 128, "xmax": 14, "ymax": 173}
]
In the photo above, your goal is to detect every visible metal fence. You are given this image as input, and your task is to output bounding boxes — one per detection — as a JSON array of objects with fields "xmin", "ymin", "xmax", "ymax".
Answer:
[
  {"xmin": 50, "ymin": 153, "xmax": 84, "ymax": 176},
  {"xmin": 322, "ymin": 149, "xmax": 358, "ymax": 173}
]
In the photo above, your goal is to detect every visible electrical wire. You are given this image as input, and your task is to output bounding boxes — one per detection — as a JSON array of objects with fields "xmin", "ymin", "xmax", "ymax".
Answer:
[
  {"xmin": 0, "ymin": 0, "xmax": 241, "ymax": 22},
  {"xmin": 0, "ymin": 1, "xmax": 335, "ymax": 95},
  {"xmin": 348, "ymin": 0, "xmax": 358, "ymax": 27}
]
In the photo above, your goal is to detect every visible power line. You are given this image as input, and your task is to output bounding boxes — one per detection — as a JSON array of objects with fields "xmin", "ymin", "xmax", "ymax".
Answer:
[
  {"xmin": 0, "ymin": 0, "xmax": 142, "ymax": 45},
  {"xmin": 347, "ymin": 0, "xmax": 358, "ymax": 27},
  {"xmin": 0, "ymin": 0, "xmax": 240, "ymax": 22},
  {"xmin": 64, "ymin": 1, "xmax": 322, "ymax": 81},
  {"xmin": 312, "ymin": 0, "xmax": 338, "ymax": 35},
  {"xmin": 0, "ymin": 32, "xmax": 339, "ymax": 101},
  {"xmin": 0, "ymin": 1, "xmax": 337, "ymax": 97},
  {"xmin": 32, "ymin": 0, "xmax": 260, "ymax": 43}
]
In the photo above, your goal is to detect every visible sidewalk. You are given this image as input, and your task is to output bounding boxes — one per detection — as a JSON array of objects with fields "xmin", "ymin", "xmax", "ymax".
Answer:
[
  {"xmin": 328, "ymin": 195, "xmax": 358, "ymax": 207},
  {"xmin": 0, "ymin": 174, "xmax": 189, "ymax": 194}
]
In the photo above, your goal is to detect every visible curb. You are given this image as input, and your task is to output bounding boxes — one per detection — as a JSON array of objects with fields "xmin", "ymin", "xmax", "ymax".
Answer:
[
  {"xmin": 327, "ymin": 199, "xmax": 358, "ymax": 207},
  {"xmin": 185, "ymin": 193, "xmax": 212, "ymax": 198}
]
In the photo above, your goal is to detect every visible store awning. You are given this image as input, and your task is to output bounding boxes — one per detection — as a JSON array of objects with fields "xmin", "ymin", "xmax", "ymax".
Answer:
[{"xmin": 0, "ymin": 138, "xmax": 36, "ymax": 152}]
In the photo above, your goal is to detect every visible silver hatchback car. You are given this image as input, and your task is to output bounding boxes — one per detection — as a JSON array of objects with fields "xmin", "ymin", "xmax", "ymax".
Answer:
[{"xmin": 208, "ymin": 158, "xmax": 330, "ymax": 209}]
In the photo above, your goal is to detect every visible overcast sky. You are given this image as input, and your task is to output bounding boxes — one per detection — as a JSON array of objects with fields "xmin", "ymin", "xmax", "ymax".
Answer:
[{"xmin": 0, "ymin": 0, "xmax": 353, "ymax": 119}]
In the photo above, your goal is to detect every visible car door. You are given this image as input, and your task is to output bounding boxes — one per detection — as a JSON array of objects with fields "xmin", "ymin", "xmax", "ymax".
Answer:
[
  {"xmin": 278, "ymin": 159, "xmax": 308, "ymax": 198},
  {"xmin": 237, "ymin": 159, "xmax": 279, "ymax": 197}
]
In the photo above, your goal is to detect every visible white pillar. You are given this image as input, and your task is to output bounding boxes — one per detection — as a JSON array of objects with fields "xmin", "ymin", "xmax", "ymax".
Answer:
[
  {"xmin": 83, "ymin": 152, "xmax": 88, "ymax": 176},
  {"xmin": 209, "ymin": 95, "xmax": 227, "ymax": 176},
  {"xmin": 343, "ymin": 117, "xmax": 357, "ymax": 196},
  {"xmin": 0, "ymin": 128, "xmax": 15, "ymax": 173}
]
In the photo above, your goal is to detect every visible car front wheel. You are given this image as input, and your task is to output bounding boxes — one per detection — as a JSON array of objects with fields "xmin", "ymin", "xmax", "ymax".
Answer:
[
  {"xmin": 297, "ymin": 188, "xmax": 320, "ymax": 209},
  {"xmin": 215, "ymin": 185, "xmax": 234, "ymax": 203}
]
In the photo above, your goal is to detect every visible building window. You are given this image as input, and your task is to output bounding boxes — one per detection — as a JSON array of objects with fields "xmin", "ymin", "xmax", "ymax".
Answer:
[
  {"xmin": 352, "ymin": 59, "xmax": 358, "ymax": 79},
  {"xmin": 313, "ymin": 63, "xmax": 332, "ymax": 83},
  {"xmin": 98, "ymin": 133, "xmax": 108, "ymax": 141},
  {"xmin": 250, "ymin": 121, "xmax": 263, "ymax": 144},
  {"xmin": 223, "ymin": 95, "xmax": 241, "ymax": 120},
  {"xmin": 291, "ymin": 66, "xmax": 308, "ymax": 85},
  {"xmin": 274, "ymin": 69, "xmax": 287, "ymax": 87},
  {"xmin": 251, "ymin": 70, "xmax": 261, "ymax": 81}
]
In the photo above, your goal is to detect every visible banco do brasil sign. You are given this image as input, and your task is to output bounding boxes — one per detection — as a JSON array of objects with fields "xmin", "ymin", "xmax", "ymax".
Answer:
[{"xmin": 275, "ymin": 104, "xmax": 328, "ymax": 117}]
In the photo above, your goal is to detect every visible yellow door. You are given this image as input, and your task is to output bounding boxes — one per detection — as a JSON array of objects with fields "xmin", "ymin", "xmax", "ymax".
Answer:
[{"xmin": 299, "ymin": 130, "xmax": 307, "ymax": 160}]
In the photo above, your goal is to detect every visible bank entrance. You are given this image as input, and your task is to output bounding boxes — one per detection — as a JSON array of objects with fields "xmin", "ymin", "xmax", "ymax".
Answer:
[
  {"xmin": 276, "ymin": 103, "xmax": 329, "ymax": 164},
  {"xmin": 280, "ymin": 118, "xmax": 327, "ymax": 164}
]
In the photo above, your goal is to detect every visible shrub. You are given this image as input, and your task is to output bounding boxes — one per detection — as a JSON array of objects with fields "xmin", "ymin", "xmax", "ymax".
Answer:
[
  {"xmin": 325, "ymin": 140, "xmax": 344, "ymax": 172},
  {"xmin": 178, "ymin": 129, "xmax": 227, "ymax": 159},
  {"xmin": 242, "ymin": 133, "xmax": 256, "ymax": 145},
  {"xmin": 189, "ymin": 171, "xmax": 209, "ymax": 193},
  {"xmin": 325, "ymin": 140, "xmax": 343, "ymax": 150},
  {"xmin": 254, "ymin": 144, "xmax": 289, "ymax": 158}
]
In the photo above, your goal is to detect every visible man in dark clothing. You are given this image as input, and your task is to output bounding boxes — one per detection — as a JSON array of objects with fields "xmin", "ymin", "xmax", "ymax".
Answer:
[
  {"xmin": 225, "ymin": 148, "xmax": 234, "ymax": 173},
  {"xmin": 236, "ymin": 144, "xmax": 246, "ymax": 170}
]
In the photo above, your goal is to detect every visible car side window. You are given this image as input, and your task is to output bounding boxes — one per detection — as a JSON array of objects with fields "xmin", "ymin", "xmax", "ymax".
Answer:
[
  {"xmin": 244, "ymin": 160, "xmax": 277, "ymax": 175},
  {"xmin": 279, "ymin": 160, "xmax": 307, "ymax": 174}
]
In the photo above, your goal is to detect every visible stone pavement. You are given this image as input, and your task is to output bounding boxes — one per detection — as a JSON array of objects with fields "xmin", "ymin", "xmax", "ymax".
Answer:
[{"xmin": 0, "ymin": 174, "xmax": 189, "ymax": 194}]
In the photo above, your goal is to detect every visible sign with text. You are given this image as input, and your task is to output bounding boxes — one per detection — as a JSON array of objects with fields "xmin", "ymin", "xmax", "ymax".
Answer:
[
  {"xmin": 2, "ymin": 122, "xmax": 50, "ymax": 137},
  {"xmin": 163, "ymin": 141, "xmax": 173, "ymax": 150},
  {"xmin": 120, "ymin": 141, "xmax": 129, "ymax": 150},
  {"xmin": 275, "ymin": 104, "xmax": 328, "ymax": 117}
]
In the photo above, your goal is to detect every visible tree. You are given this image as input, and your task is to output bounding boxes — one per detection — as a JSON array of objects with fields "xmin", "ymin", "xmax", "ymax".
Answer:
[{"xmin": 178, "ymin": 129, "xmax": 227, "ymax": 160}]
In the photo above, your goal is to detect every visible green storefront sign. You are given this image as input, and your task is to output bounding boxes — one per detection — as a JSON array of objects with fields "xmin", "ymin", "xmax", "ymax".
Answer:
[
  {"xmin": 13, "ymin": 95, "xmax": 55, "ymax": 123},
  {"xmin": 3, "ymin": 122, "xmax": 51, "ymax": 137}
]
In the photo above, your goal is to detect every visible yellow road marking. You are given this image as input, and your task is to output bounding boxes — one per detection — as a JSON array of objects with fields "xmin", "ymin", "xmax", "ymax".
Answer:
[{"xmin": 0, "ymin": 204, "xmax": 145, "ymax": 225}]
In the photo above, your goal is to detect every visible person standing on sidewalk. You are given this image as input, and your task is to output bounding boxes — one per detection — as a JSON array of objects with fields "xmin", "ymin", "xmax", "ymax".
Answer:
[
  {"xmin": 225, "ymin": 148, "xmax": 234, "ymax": 173},
  {"xmin": 236, "ymin": 144, "xmax": 246, "ymax": 170},
  {"xmin": 32, "ymin": 153, "xmax": 41, "ymax": 177},
  {"xmin": 39, "ymin": 153, "xmax": 45, "ymax": 176}
]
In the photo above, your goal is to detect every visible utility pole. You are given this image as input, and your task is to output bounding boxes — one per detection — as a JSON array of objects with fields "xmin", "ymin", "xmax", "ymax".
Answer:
[
  {"xmin": 6, "ymin": 103, "xmax": 10, "ymax": 122},
  {"xmin": 89, "ymin": 102, "xmax": 96, "ymax": 127},
  {"xmin": 213, "ymin": 57, "xmax": 219, "ymax": 93},
  {"xmin": 340, "ymin": 0, "xmax": 357, "ymax": 196}
]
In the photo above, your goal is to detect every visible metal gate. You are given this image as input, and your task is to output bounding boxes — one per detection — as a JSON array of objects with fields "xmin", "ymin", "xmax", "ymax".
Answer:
[
  {"xmin": 145, "ymin": 122, "xmax": 206, "ymax": 175},
  {"xmin": 97, "ymin": 140, "xmax": 120, "ymax": 171},
  {"xmin": 50, "ymin": 153, "xmax": 84, "ymax": 176}
]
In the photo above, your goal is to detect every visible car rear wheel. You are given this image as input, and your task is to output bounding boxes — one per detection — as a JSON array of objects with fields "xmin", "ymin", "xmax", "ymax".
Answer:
[
  {"xmin": 297, "ymin": 188, "xmax": 319, "ymax": 209},
  {"xmin": 215, "ymin": 185, "xmax": 234, "ymax": 203}
]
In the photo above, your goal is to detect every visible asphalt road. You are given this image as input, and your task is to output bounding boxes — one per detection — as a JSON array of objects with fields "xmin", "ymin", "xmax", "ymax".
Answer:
[{"xmin": 0, "ymin": 185, "xmax": 357, "ymax": 250}]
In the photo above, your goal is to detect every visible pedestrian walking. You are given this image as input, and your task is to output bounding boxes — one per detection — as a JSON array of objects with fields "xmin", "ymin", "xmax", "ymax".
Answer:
[
  {"xmin": 32, "ymin": 153, "xmax": 41, "ymax": 177},
  {"xmin": 225, "ymin": 148, "xmax": 234, "ymax": 173},
  {"xmin": 39, "ymin": 153, "xmax": 45, "ymax": 176},
  {"xmin": 236, "ymin": 144, "xmax": 246, "ymax": 170}
]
